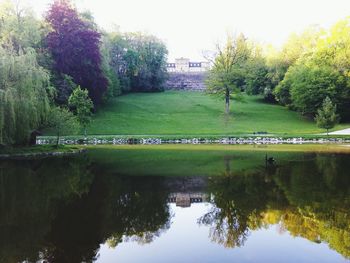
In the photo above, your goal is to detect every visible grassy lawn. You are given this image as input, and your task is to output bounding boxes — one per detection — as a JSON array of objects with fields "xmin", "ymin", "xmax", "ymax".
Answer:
[{"xmin": 89, "ymin": 91, "xmax": 349, "ymax": 136}]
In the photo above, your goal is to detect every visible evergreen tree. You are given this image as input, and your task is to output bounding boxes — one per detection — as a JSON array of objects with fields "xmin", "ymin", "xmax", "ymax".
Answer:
[{"xmin": 315, "ymin": 97, "xmax": 339, "ymax": 135}]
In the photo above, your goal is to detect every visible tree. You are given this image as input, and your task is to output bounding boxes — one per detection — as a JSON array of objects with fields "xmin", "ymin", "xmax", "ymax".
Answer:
[
  {"xmin": 0, "ymin": 0, "xmax": 44, "ymax": 52},
  {"xmin": 315, "ymin": 97, "xmax": 339, "ymax": 135},
  {"xmin": 48, "ymin": 107, "xmax": 80, "ymax": 146},
  {"xmin": 125, "ymin": 33, "xmax": 168, "ymax": 92},
  {"xmin": 0, "ymin": 47, "xmax": 51, "ymax": 146},
  {"xmin": 68, "ymin": 86, "xmax": 93, "ymax": 136},
  {"xmin": 206, "ymin": 34, "xmax": 250, "ymax": 114},
  {"xmin": 275, "ymin": 63, "xmax": 347, "ymax": 117},
  {"xmin": 45, "ymin": 0, "xmax": 107, "ymax": 105},
  {"xmin": 103, "ymin": 32, "xmax": 168, "ymax": 93},
  {"xmin": 244, "ymin": 51, "xmax": 268, "ymax": 96}
]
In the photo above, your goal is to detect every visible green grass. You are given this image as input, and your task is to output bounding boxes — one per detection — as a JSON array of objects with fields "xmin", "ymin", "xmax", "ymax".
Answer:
[{"xmin": 89, "ymin": 91, "xmax": 350, "ymax": 136}]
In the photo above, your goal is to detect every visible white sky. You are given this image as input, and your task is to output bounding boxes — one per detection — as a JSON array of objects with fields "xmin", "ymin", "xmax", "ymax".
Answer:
[{"xmin": 24, "ymin": 0, "xmax": 350, "ymax": 61}]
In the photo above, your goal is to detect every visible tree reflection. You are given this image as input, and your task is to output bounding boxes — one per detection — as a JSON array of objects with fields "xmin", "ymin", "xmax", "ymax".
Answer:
[
  {"xmin": 199, "ymin": 166, "xmax": 286, "ymax": 248},
  {"xmin": 0, "ymin": 158, "xmax": 171, "ymax": 263},
  {"xmin": 202, "ymin": 153, "xmax": 350, "ymax": 258}
]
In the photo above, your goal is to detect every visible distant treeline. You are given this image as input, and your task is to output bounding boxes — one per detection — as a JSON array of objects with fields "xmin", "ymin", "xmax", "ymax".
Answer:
[
  {"xmin": 214, "ymin": 21, "xmax": 350, "ymax": 120},
  {"xmin": 0, "ymin": 0, "xmax": 168, "ymax": 145}
]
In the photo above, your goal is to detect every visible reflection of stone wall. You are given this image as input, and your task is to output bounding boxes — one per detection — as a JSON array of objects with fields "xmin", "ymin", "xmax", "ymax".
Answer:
[
  {"xmin": 168, "ymin": 192, "xmax": 209, "ymax": 208},
  {"xmin": 165, "ymin": 176, "xmax": 208, "ymax": 207},
  {"xmin": 165, "ymin": 72, "xmax": 207, "ymax": 91}
]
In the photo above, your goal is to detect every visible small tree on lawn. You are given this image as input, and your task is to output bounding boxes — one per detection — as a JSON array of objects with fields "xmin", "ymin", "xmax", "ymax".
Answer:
[
  {"xmin": 48, "ymin": 107, "xmax": 80, "ymax": 147},
  {"xmin": 68, "ymin": 86, "xmax": 93, "ymax": 137},
  {"xmin": 315, "ymin": 96, "xmax": 339, "ymax": 135}
]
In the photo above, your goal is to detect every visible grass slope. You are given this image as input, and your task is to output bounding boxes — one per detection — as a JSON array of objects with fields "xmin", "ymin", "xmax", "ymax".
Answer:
[{"xmin": 89, "ymin": 91, "xmax": 349, "ymax": 136}]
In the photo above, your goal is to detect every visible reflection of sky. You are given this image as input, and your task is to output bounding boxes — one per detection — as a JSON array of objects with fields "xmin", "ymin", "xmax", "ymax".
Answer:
[{"xmin": 96, "ymin": 203, "xmax": 347, "ymax": 263}]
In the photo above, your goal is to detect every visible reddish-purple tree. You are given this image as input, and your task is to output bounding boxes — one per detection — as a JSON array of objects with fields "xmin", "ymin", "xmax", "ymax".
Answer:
[{"xmin": 45, "ymin": 0, "xmax": 107, "ymax": 105}]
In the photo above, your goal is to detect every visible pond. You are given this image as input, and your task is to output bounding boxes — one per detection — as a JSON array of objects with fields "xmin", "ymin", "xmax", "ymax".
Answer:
[{"xmin": 0, "ymin": 145, "xmax": 350, "ymax": 263}]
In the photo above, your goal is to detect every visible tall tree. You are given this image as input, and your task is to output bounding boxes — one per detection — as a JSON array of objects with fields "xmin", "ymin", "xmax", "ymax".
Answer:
[
  {"xmin": 45, "ymin": 0, "xmax": 107, "ymax": 105},
  {"xmin": 206, "ymin": 34, "xmax": 250, "ymax": 114}
]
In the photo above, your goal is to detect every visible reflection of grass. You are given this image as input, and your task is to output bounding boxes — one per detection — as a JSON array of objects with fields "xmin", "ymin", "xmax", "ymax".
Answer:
[
  {"xmin": 0, "ymin": 145, "xmax": 80, "ymax": 155},
  {"xmin": 87, "ymin": 144, "xmax": 350, "ymax": 177},
  {"xmin": 88, "ymin": 91, "xmax": 350, "ymax": 135}
]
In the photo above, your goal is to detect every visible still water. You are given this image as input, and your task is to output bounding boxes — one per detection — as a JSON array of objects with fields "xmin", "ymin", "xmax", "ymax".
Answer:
[{"xmin": 0, "ymin": 145, "xmax": 350, "ymax": 263}]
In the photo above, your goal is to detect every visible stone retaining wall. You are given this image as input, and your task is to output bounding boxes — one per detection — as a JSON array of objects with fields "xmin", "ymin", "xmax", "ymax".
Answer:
[
  {"xmin": 165, "ymin": 72, "xmax": 207, "ymax": 91},
  {"xmin": 37, "ymin": 137, "xmax": 350, "ymax": 146}
]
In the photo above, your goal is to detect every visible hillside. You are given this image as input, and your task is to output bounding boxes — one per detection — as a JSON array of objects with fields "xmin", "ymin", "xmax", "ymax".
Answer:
[{"xmin": 89, "ymin": 91, "xmax": 349, "ymax": 136}]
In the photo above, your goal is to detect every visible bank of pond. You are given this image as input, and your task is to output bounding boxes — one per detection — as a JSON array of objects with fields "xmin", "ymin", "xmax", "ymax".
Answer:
[{"xmin": 0, "ymin": 145, "xmax": 350, "ymax": 262}]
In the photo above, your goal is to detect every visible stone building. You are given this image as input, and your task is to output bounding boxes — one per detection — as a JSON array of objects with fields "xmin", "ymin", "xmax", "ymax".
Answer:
[{"xmin": 166, "ymin": 57, "xmax": 210, "ymax": 73}]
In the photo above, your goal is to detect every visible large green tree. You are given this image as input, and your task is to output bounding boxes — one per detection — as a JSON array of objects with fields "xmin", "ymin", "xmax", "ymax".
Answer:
[{"xmin": 206, "ymin": 34, "xmax": 250, "ymax": 114}]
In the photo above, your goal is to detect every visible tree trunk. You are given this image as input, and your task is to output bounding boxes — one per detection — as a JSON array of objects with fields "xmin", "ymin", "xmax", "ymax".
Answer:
[
  {"xmin": 56, "ymin": 132, "xmax": 60, "ymax": 148},
  {"xmin": 84, "ymin": 127, "xmax": 87, "ymax": 137},
  {"xmin": 225, "ymin": 88, "xmax": 230, "ymax": 114}
]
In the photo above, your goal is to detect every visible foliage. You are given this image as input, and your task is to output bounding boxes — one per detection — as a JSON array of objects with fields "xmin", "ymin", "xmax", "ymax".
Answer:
[
  {"xmin": 290, "ymin": 65, "xmax": 346, "ymax": 116},
  {"xmin": 99, "ymin": 32, "xmax": 122, "ymax": 99},
  {"xmin": 275, "ymin": 64, "xmax": 348, "ymax": 116},
  {"xmin": 273, "ymin": 19, "xmax": 350, "ymax": 120},
  {"xmin": 0, "ymin": 47, "xmax": 51, "ymax": 145},
  {"xmin": 45, "ymin": 0, "xmax": 107, "ymax": 105},
  {"xmin": 0, "ymin": 0, "xmax": 44, "ymax": 52},
  {"xmin": 125, "ymin": 33, "xmax": 168, "ymax": 92},
  {"xmin": 51, "ymin": 73, "xmax": 77, "ymax": 105},
  {"xmin": 68, "ymin": 86, "xmax": 94, "ymax": 135},
  {"xmin": 244, "ymin": 51, "xmax": 268, "ymax": 95},
  {"xmin": 103, "ymin": 32, "xmax": 168, "ymax": 93},
  {"xmin": 47, "ymin": 106, "xmax": 80, "ymax": 146},
  {"xmin": 315, "ymin": 97, "xmax": 339, "ymax": 134},
  {"xmin": 206, "ymin": 34, "xmax": 250, "ymax": 114}
]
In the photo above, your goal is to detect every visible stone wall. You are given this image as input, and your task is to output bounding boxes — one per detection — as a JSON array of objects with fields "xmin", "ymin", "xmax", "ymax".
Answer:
[{"xmin": 165, "ymin": 72, "xmax": 207, "ymax": 91}]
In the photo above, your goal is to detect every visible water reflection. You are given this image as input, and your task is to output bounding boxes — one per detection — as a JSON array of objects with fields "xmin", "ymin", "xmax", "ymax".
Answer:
[{"xmin": 0, "ymin": 149, "xmax": 349, "ymax": 262}]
